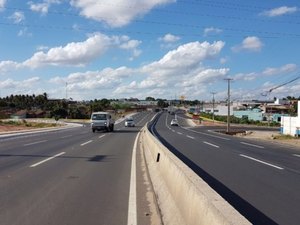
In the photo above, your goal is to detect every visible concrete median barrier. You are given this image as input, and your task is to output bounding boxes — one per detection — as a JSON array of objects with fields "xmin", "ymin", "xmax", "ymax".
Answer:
[{"xmin": 140, "ymin": 125, "xmax": 251, "ymax": 225}]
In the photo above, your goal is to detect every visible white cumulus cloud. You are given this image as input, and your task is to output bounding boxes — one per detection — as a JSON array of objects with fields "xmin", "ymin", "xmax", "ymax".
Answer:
[
  {"xmin": 159, "ymin": 33, "xmax": 181, "ymax": 43},
  {"xmin": 143, "ymin": 41, "xmax": 225, "ymax": 76},
  {"xmin": 0, "ymin": 61, "xmax": 22, "ymax": 73},
  {"xmin": 232, "ymin": 36, "xmax": 263, "ymax": 52},
  {"xmin": 261, "ymin": 6, "xmax": 298, "ymax": 17},
  {"xmin": 46, "ymin": 40, "xmax": 227, "ymax": 99},
  {"xmin": 181, "ymin": 68, "xmax": 229, "ymax": 87},
  {"xmin": 0, "ymin": 0, "xmax": 6, "ymax": 9},
  {"xmin": 23, "ymin": 33, "xmax": 112, "ymax": 68},
  {"xmin": 9, "ymin": 11, "xmax": 25, "ymax": 24},
  {"xmin": 203, "ymin": 27, "xmax": 223, "ymax": 37},
  {"xmin": 70, "ymin": 0, "xmax": 176, "ymax": 27},
  {"xmin": 22, "ymin": 33, "xmax": 142, "ymax": 68},
  {"xmin": 262, "ymin": 64, "xmax": 297, "ymax": 76},
  {"xmin": 233, "ymin": 63, "xmax": 298, "ymax": 82},
  {"xmin": 0, "ymin": 77, "xmax": 40, "ymax": 89},
  {"xmin": 114, "ymin": 41, "xmax": 227, "ymax": 97},
  {"xmin": 28, "ymin": 0, "xmax": 61, "ymax": 15},
  {"xmin": 50, "ymin": 66, "xmax": 135, "ymax": 92}
]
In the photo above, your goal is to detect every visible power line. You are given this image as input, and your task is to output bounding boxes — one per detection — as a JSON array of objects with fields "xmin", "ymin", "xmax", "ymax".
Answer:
[
  {"xmin": 178, "ymin": 0, "xmax": 300, "ymax": 18},
  {"xmin": 261, "ymin": 75, "xmax": 300, "ymax": 96},
  {"xmin": 2, "ymin": 3, "xmax": 300, "ymax": 26},
  {"xmin": 1, "ymin": 2, "xmax": 300, "ymax": 40},
  {"xmin": 1, "ymin": 20, "xmax": 300, "ymax": 39}
]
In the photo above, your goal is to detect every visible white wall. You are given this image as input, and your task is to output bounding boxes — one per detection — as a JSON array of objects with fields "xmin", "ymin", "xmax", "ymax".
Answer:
[
  {"xmin": 204, "ymin": 105, "xmax": 233, "ymax": 116},
  {"xmin": 281, "ymin": 101, "xmax": 300, "ymax": 136}
]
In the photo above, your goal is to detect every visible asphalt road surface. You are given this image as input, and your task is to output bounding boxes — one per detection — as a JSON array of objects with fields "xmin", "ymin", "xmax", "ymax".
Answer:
[
  {"xmin": 0, "ymin": 111, "xmax": 158, "ymax": 225},
  {"xmin": 151, "ymin": 112, "xmax": 300, "ymax": 225}
]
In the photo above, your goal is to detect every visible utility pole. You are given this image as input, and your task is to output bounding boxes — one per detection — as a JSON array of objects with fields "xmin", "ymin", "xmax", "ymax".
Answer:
[
  {"xmin": 65, "ymin": 82, "xmax": 68, "ymax": 99},
  {"xmin": 211, "ymin": 92, "xmax": 216, "ymax": 123},
  {"xmin": 224, "ymin": 78, "xmax": 233, "ymax": 133}
]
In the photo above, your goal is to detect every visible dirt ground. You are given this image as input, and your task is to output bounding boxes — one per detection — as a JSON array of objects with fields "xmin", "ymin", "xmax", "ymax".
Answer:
[
  {"xmin": 237, "ymin": 130, "xmax": 300, "ymax": 149},
  {"xmin": 0, "ymin": 124, "xmax": 36, "ymax": 132}
]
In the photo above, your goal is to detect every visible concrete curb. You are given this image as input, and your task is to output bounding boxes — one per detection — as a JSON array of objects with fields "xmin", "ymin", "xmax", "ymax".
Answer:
[{"xmin": 141, "ymin": 125, "xmax": 251, "ymax": 225}]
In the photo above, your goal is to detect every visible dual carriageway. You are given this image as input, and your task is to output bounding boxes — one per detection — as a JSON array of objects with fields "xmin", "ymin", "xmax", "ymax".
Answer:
[{"xmin": 0, "ymin": 110, "xmax": 299, "ymax": 225}]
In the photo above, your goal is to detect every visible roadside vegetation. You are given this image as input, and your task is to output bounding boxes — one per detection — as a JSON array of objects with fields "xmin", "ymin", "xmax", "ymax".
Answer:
[
  {"xmin": 0, "ymin": 119, "xmax": 58, "ymax": 128},
  {"xmin": 196, "ymin": 112, "xmax": 280, "ymax": 127},
  {"xmin": 272, "ymin": 134, "xmax": 299, "ymax": 140},
  {"xmin": 0, "ymin": 93, "xmax": 168, "ymax": 120}
]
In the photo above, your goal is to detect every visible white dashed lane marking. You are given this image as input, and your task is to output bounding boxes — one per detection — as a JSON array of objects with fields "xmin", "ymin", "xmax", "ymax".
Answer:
[
  {"xmin": 240, "ymin": 154, "xmax": 284, "ymax": 170},
  {"xmin": 240, "ymin": 142, "xmax": 264, "ymax": 149},
  {"xmin": 203, "ymin": 141, "xmax": 220, "ymax": 148},
  {"xmin": 30, "ymin": 152, "xmax": 66, "ymax": 168},
  {"xmin": 80, "ymin": 140, "xmax": 93, "ymax": 146},
  {"xmin": 24, "ymin": 140, "xmax": 47, "ymax": 146}
]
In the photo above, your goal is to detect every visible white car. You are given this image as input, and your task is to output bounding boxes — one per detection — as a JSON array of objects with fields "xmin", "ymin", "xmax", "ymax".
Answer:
[
  {"xmin": 125, "ymin": 117, "xmax": 135, "ymax": 127},
  {"xmin": 170, "ymin": 119, "xmax": 179, "ymax": 126}
]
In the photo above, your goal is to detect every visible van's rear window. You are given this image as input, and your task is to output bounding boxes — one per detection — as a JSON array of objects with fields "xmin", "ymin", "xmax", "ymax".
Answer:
[{"xmin": 92, "ymin": 114, "xmax": 107, "ymax": 120}]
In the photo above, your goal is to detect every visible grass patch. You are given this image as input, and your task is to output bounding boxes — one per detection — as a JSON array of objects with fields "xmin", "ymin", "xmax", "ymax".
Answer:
[
  {"xmin": 0, "ymin": 119, "xmax": 58, "ymax": 128},
  {"xmin": 273, "ymin": 134, "xmax": 299, "ymax": 140}
]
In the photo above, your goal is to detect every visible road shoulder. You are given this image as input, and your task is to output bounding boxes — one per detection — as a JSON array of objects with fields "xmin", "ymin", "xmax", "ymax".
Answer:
[{"xmin": 136, "ymin": 132, "xmax": 162, "ymax": 225}]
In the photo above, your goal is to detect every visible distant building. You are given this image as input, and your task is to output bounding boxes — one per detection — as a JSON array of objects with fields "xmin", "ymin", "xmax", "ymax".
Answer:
[
  {"xmin": 10, "ymin": 109, "xmax": 47, "ymax": 119},
  {"xmin": 233, "ymin": 98, "xmax": 290, "ymax": 122},
  {"xmin": 233, "ymin": 108, "xmax": 263, "ymax": 121},
  {"xmin": 11, "ymin": 110, "xmax": 28, "ymax": 119},
  {"xmin": 261, "ymin": 99, "xmax": 291, "ymax": 122}
]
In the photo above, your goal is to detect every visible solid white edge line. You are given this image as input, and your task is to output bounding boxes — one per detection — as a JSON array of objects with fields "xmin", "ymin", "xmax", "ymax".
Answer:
[
  {"xmin": 24, "ymin": 140, "xmax": 47, "ymax": 146},
  {"xmin": 80, "ymin": 140, "xmax": 93, "ymax": 146},
  {"xmin": 293, "ymin": 154, "xmax": 300, "ymax": 158},
  {"xmin": 240, "ymin": 141, "xmax": 264, "ymax": 149},
  {"xmin": 150, "ymin": 114, "xmax": 157, "ymax": 122},
  {"xmin": 203, "ymin": 141, "xmax": 220, "ymax": 148},
  {"xmin": 30, "ymin": 152, "xmax": 65, "ymax": 168},
  {"xmin": 240, "ymin": 154, "xmax": 284, "ymax": 170},
  {"xmin": 127, "ymin": 131, "xmax": 140, "ymax": 225}
]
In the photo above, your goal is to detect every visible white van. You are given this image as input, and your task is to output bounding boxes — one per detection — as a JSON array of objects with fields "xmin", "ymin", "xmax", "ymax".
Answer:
[{"xmin": 90, "ymin": 112, "xmax": 114, "ymax": 132}]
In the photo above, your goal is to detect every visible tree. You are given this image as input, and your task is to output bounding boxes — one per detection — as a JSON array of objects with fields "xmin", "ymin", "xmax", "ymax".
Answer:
[
  {"xmin": 157, "ymin": 99, "xmax": 169, "ymax": 108},
  {"xmin": 145, "ymin": 97, "xmax": 155, "ymax": 101},
  {"xmin": 0, "ymin": 100, "xmax": 8, "ymax": 108},
  {"xmin": 91, "ymin": 100, "xmax": 104, "ymax": 112},
  {"xmin": 51, "ymin": 107, "xmax": 68, "ymax": 119},
  {"xmin": 100, "ymin": 98, "xmax": 111, "ymax": 109},
  {"xmin": 35, "ymin": 94, "xmax": 47, "ymax": 109}
]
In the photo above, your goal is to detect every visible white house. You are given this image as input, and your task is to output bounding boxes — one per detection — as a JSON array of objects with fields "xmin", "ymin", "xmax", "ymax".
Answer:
[{"xmin": 281, "ymin": 101, "xmax": 300, "ymax": 136}]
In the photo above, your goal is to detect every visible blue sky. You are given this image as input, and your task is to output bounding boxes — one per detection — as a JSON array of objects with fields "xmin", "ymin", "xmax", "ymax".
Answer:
[{"xmin": 0, "ymin": 0, "xmax": 300, "ymax": 101}]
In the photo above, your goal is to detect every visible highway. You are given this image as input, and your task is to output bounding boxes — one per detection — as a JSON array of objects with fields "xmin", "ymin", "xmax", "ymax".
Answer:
[
  {"xmin": 2, "ymin": 109, "xmax": 300, "ymax": 225},
  {"xmin": 0, "ymin": 111, "xmax": 158, "ymax": 225},
  {"xmin": 151, "ymin": 111, "xmax": 300, "ymax": 225}
]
